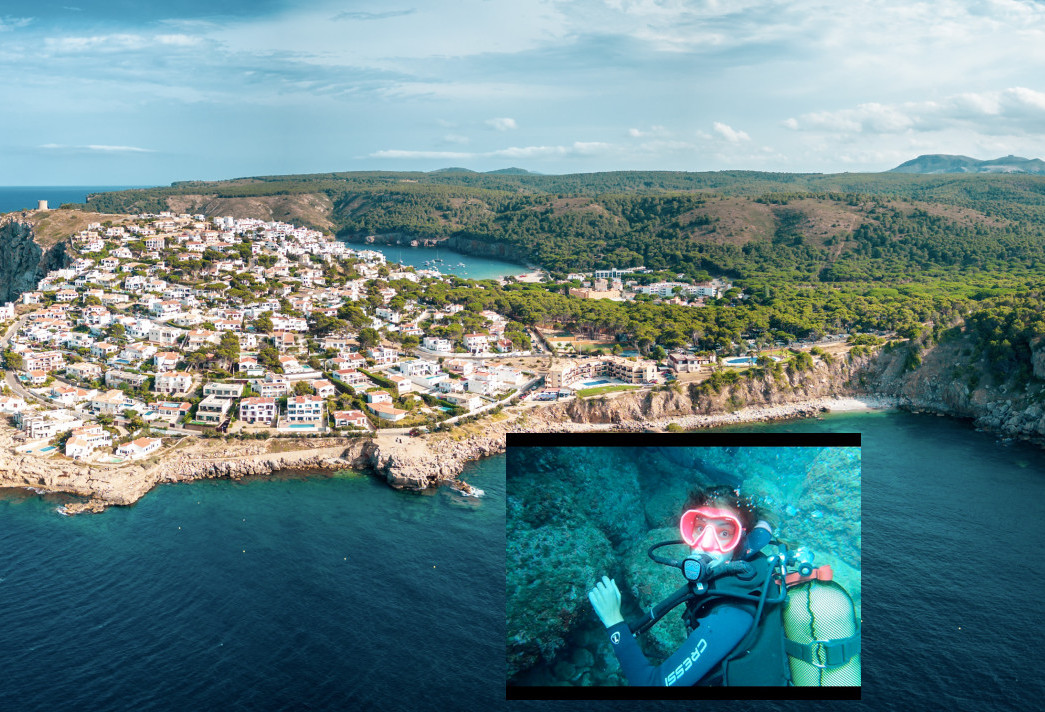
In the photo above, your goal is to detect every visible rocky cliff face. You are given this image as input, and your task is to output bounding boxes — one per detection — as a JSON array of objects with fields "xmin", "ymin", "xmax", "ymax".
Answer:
[
  {"xmin": 445, "ymin": 235, "xmax": 531, "ymax": 264},
  {"xmin": 533, "ymin": 353, "xmax": 875, "ymax": 426},
  {"xmin": 0, "ymin": 218, "xmax": 70, "ymax": 302},
  {"xmin": 337, "ymin": 231, "xmax": 531, "ymax": 266},
  {"xmin": 861, "ymin": 338, "xmax": 1045, "ymax": 443}
]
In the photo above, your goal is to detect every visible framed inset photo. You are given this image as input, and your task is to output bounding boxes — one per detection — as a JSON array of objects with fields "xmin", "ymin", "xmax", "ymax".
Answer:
[{"xmin": 506, "ymin": 432, "xmax": 861, "ymax": 701}]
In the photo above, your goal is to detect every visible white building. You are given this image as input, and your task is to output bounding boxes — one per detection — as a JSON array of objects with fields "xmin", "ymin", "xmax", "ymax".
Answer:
[
  {"xmin": 286, "ymin": 395, "xmax": 324, "ymax": 423},
  {"xmin": 116, "ymin": 437, "xmax": 162, "ymax": 460},
  {"xmin": 154, "ymin": 371, "xmax": 193, "ymax": 395},
  {"xmin": 239, "ymin": 397, "xmax": 278, "ymax": 426}
]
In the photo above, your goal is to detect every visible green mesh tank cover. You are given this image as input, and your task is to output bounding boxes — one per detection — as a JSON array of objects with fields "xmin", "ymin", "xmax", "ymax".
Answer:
[{"xmin": 783, "ymin": 580, "xmax": 861, "ymax": 686}]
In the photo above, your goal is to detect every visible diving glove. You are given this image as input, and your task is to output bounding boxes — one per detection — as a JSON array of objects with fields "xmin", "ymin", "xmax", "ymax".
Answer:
[{"xmin": 587, "ymin": 575, "xmax": 624, "ymax": 628}]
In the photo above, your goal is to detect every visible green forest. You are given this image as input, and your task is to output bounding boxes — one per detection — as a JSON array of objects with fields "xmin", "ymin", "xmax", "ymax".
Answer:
[{"xmin": 70, "ymin": 169, "xmax": 1045, "ymax": 379}]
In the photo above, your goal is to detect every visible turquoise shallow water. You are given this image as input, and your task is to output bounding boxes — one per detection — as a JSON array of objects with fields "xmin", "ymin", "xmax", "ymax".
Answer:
[{"xmin": 346, "ymin": 242, "xmax": 529, "ymax": 280}]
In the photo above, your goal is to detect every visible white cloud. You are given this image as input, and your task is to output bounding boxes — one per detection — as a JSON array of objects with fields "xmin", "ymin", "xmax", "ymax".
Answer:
[
  {"xmin": 442, "ymin": 134, "xmax": 470, "ymax": 144},
  {"xmin": 44, "ymin": 33, "xmax": 200, "ymax": 53},
  {"xmin": 628, "ymin": 125, "xmax": 668, "ymax": 138},
  {"xmin": 371, "ymin": 141, "xmax": 613, "ymax": 160},
  {"xmin": 485, "ymin": 117, "xmax": 518, "ymax": 131},
  {"xmin": 0, "ymin": 16, "xmax": 33, "ymax": 31},
  {"xmin": 785, "ymin": 87, "xmax": 1045, "ymax": 136},
  {"xmin": 40, "ymin": 143, "xmax": 155, "ymax": 153},
  {"xmin": 713, "ymin": 122, "xmax": 750, "ymax": 143}
]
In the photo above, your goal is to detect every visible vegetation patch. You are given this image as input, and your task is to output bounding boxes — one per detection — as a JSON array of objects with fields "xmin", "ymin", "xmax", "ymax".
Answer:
[{"xmin": 575, "ymin": 384, "xmax": 642, "ymax": 398}]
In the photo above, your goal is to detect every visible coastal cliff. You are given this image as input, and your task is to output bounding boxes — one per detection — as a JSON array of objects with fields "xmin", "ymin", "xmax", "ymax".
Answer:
[
  {"xmin": 860, "ymin": 336, "xmax": 1045, "ymax": 443},
  {"xmin": 5, "ymin": 333, "xmax": 1045, "ymax": 514},
  {"xmin": 530, "ymin": 352, "xmax": 875, "ymax": 427},
  {"xmin": 338, "ymin": 231, "xmax": 532, "ymax": 267},
  {"xmin": 0, "ymin": 217, "xmax": 70, "ymax": 302}
]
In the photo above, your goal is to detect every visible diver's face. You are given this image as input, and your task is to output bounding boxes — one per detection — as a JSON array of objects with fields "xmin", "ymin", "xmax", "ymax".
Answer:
[{"xmin": 681, "ymin": 505, "xmax": 744, "ymax": 567}]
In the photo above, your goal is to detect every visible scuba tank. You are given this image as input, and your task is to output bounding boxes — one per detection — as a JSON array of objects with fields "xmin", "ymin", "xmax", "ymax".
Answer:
[
  {"xmin": 632, "ymin": 534, "xmax": 860, "ymax": 687},
  {"xmin": 783, "ymin": 564, "xmax": 861, "ymax": 686}
]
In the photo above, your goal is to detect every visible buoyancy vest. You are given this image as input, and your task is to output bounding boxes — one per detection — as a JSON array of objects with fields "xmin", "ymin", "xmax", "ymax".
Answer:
[{"xmin": 681, "ymin": 553, "xmax": 792, "ymax": 686}]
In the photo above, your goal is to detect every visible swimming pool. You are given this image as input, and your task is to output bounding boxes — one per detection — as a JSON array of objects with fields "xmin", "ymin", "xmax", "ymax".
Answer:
[
  {"xmin": 288, "ymin": 423, "xmax": 317, "ymax": 429},
  {"xmin": 580, "ymin": 379, "xmax": 612, "ymax": 387},
  {"xmin": 39, "ymin": 446, "xmax": 56, "ymax": 453},
  {"xmin": 725, "ymin": 356, "xmax": 782, "ymax": 365}
]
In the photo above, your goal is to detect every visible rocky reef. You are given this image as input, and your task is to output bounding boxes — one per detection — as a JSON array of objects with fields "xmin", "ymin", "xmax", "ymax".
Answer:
[{"xmin": 0, "ymin": 217, "xmax": 70, "ymax": 302}]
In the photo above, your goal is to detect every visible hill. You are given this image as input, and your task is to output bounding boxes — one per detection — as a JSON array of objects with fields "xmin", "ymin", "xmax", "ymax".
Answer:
[
  {"xmin": 485, "ymin": 167, "xmax": 541, "ymax": 175},
  {"xmin": 890, "ymin": 154, "xmax": 1045, "ymax": 175},
  {"xmin": 69, "ymin": 169, "xmax": 1045, "ymax": 282}
]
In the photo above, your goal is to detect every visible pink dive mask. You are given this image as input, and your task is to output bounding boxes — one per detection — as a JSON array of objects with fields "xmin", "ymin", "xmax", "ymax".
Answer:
[{"xmin": 680, "ymin": 507, "xmax": 743, "ymax": 553}]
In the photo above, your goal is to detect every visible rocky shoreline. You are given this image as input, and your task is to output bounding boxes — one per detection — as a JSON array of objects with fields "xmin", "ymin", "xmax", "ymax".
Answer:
[
  {"xmin": 0, "ymin": 419, "xmax": 518, "ymax": 514},
  {"xmin": 0, "ymin": 385, "xmax": 1012, "ymax": 515}
]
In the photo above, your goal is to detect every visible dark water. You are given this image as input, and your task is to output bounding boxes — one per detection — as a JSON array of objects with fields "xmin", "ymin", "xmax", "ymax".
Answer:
[
  {"xmin": 697, "ymin": 410, "xmax": 1045, "ymax": 711},
  {"xmin": 346, "ymin": 242, "xmax": 530, "ymax": 280},
  {"xmin": 0, "ymin": 463, "xmax": 504, "ymax": 712},
  {"xmin": 0, "ymin": 187, "xmax": 144, "ymax": 214},
  {"xmin": 3, "ymin": 411, "xmax": 1044, "ymax": 711}
]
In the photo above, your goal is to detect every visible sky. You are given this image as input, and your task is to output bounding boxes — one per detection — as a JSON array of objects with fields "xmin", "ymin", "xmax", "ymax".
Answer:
[{"xmin": 2, "ymin": 0, "xmax": 1045, "ymax": 185}]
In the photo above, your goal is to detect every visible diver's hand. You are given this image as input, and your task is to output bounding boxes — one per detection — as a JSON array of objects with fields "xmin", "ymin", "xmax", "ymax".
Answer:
[{"xmin": 588, "ymin": 575, "xmax": 624, "ymax": 628}]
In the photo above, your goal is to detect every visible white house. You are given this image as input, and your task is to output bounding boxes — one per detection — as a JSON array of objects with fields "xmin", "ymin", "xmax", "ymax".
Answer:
[
  {"xmin": 195, "ymin": 394, "xmax": 232, "ymax": 424},
  {"xmin": 239, "ymin": 397, "xmax": 278, "ymax": 426},
  {"xmin": 367, "ymin": 402, "xmax": 407, "ymax": 422},
  {"xmin": 463, "ymin": 333, "xmax": 489, "ymax": 354},
  {"xmin": 286, "ymin": 394, "xmax": 324, "ymax": 423},
  {"xmin": 312, "ymin": 379, "xmax": 337, "ymax": 398},
  {"xmin": 332, "ymin": 369, "xmax": 367, "ymax": 387},
  {"xmin": 116, "ymin": 437, "xmax": 162, "ymax": 460},
  {"xmin": 153, "ymin": 351, "xmax": 180, "ymax": 372},
  {"xmin": 368, "ymin": 346, "xmax": 398, "ymax": 366},
  {"xmin": 154, "ymin": 371, "xmax": 193, "ymax": 395},
  {"xmin": 333, "ymin": 410, "xmax": 369, "ymax": 429},
  {"xmin": 64, "ymin": 424, "xmax": 112, "ymax": 460}
]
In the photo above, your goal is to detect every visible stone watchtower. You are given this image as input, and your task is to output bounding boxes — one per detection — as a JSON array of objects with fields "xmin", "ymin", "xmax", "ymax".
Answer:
[{"xmin": 37, "ymin": 200, "xmax": 48, "ymax": 211}]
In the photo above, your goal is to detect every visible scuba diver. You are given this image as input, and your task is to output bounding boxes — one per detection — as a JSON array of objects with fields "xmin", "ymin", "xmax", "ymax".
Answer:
[{"xmin": 587, "ymin": 486, "xmax": 860, "ymax": 687}]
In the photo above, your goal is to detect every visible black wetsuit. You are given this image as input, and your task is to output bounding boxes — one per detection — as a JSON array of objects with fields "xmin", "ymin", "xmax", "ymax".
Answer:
[{"xmin": 605, "ymin": 604, "xmax": 755, "ymax": 686}]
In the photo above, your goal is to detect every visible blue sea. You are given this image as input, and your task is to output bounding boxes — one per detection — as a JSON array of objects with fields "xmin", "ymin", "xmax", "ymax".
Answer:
[
  {"xmin": 694, "ymin": 410, "xmax": 1045, "ymax": 712},
  {"xmin": 0, "ymin": 186, "xmax": 145, "ymax": 214},
  {"xmin": 349, "ymin": 242, "xmax": 530, "ymax": 280},
  {"xmin": 0, "ymin": 464, "xmax": 505, "ymax": 711},
  {"xmin": 2, "ymin": 412, "xmax": 1044, "ymax": 710}
]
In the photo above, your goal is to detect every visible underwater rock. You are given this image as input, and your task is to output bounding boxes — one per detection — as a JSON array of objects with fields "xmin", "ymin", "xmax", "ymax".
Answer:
[
  {"xmin": 506, "ymin": 521, "xmax": 615, "ymax": 680},
  {"xmin": 509, "ymin": 446, "xmax": 646, "ymax": 548},
  {"xmin": 650, "ymin": 447, "xmax": 744, "ymax": 489},
  {"xmin": 622, "ymin": 527, "xmax": 691, "ymax": 660},
  {"xmin": 642, "ymin": 485, "xmax": 689, "ymax": 531}
]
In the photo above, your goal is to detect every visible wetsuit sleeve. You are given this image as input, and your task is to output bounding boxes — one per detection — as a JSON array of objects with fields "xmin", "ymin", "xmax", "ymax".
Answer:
[{"xmin": 606, "ymin": 605, "xmax": 755, "ymax": 687}]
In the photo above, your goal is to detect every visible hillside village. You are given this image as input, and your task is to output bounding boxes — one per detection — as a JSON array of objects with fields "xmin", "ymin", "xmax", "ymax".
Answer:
[{"xmin": 0, "ymin": 212, "xmax": 683, "ymax": 464}]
